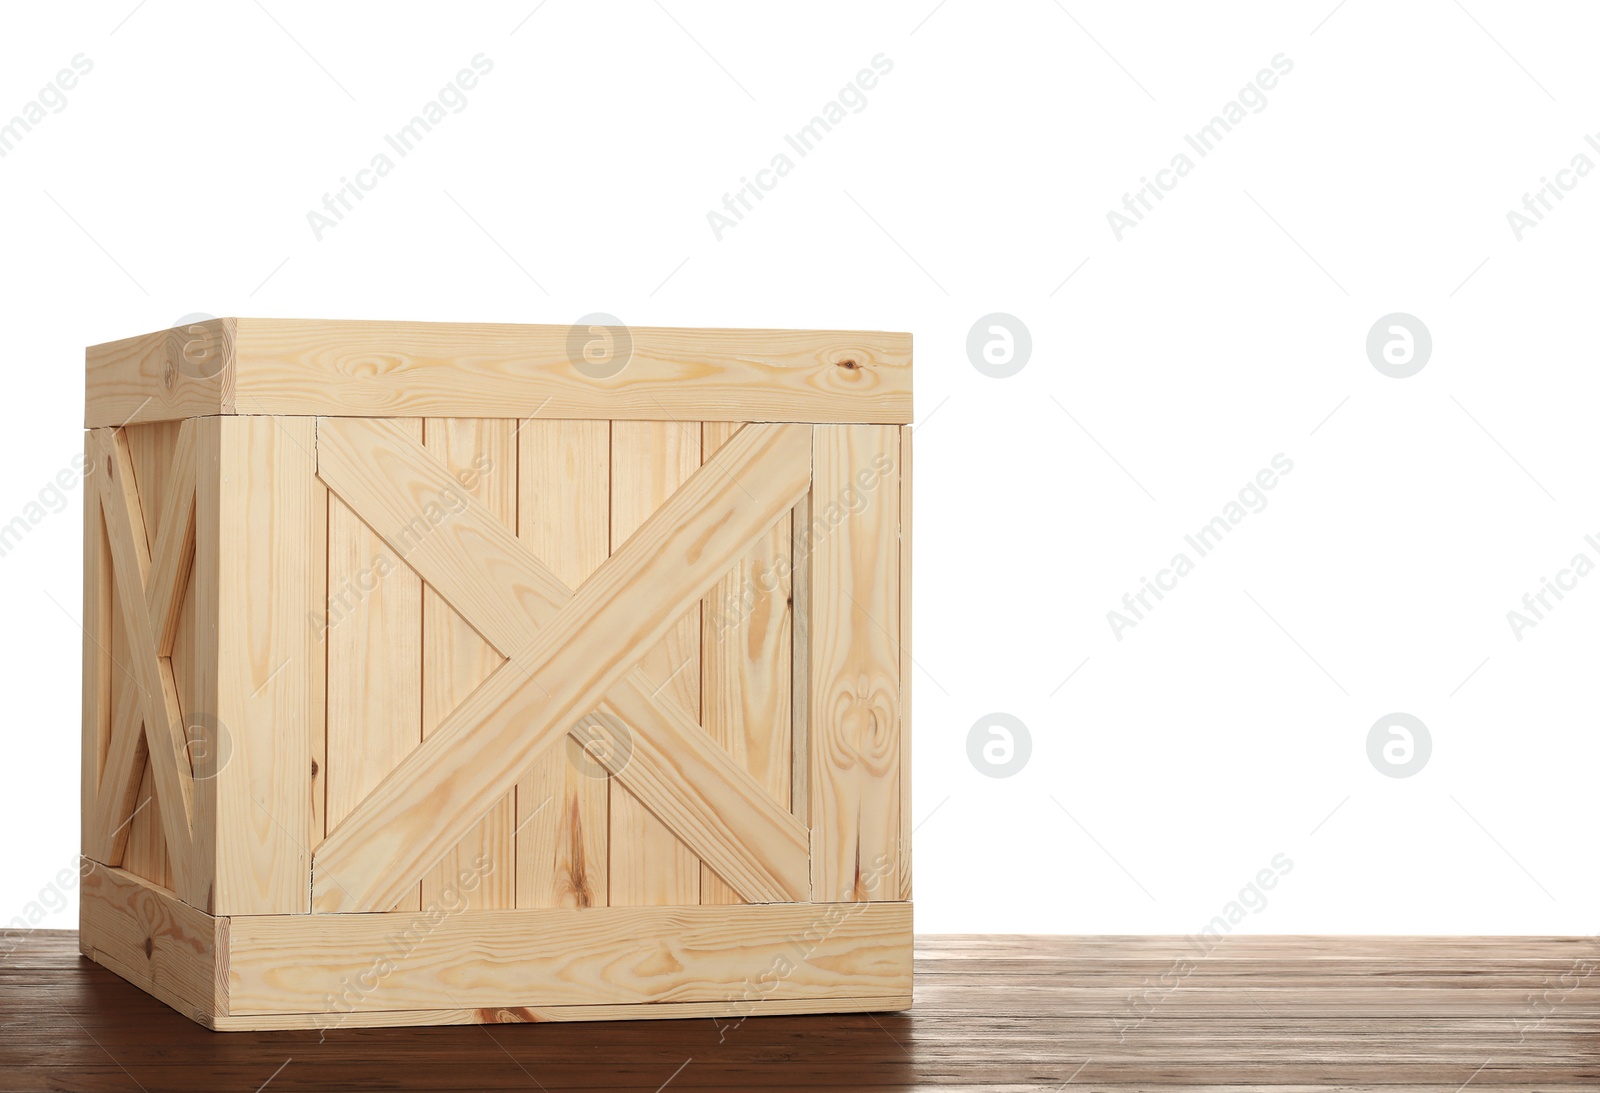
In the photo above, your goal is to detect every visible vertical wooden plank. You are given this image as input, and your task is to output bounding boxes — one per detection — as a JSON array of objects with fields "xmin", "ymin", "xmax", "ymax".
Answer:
[
  {"xmin": 609, "ymin": 420, "xmax": 701, "ymax": 907},
  {"xmin": 809, "ymin": 425, "xmax": 901, "ymax": 903},
  {"xmin": 210, "ymin": 416, "xmax": 318, "ymax": 915},
  {"xmin": 612, "ymin": 422, "xmax": 702, "ymax": 716},
  {"xmin": 324, "ymin": 418, "xmax": 423, "ymax": 913},
  {"xmin": 308, "ymin": 477, "xmax": 327, "ymax": 853},
  {"xmin": 790, "ymin": 491, "xmax": 811, "ymax": 829},
  {"xmin": 187, "ymin": 420, "xmax": 220, "ymax": 911},
  {"xmin": 168, "ymin": 547, "xmax": 203, "ymax": 898},
  {"xmin": 515, "ymin": 420, "xmax": 610, "ymax": 909},
  {"xmin": 700, "ymin": 422, "xmax": 792, "ymax": 905},
  {"xmin": 420, "ymin": 418, "xmax": 516, "ymax": 911},
  {"xmin": 897, "ymin": 424, "xmax": 913, "ymax": 900},
  {"xmin": 81, "ymin": 440, "xmax": 112, "ymax": 864},
  {"xmin": 123, "ymin": 422, "xmax": 180, "ymax": 540},
  {"xmin": 121, "ymin": 762, "xmax": 169, "ymax": 889}
]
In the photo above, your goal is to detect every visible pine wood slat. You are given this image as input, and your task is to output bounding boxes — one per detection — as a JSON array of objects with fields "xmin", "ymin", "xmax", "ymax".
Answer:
[
  {"xmin": 809, "ymin": 425, "xmax": 902, "ymax": 903},
  {"xmin": 700, "ymin": 420, "xmax": 794, "ymax": 906},
  {"xmin": 420, "ymin": 418, "xmax": 517, "ymax": 912},
  {"xmin": 120, "ymin": 762, "xmax": 168, "ymax": 888},
  {"xmin": 80, "ymin": 451, "xmax": 113, "ymax": 865},
  {"xmin": 210, "ymin": 417, "xmax": 318, "ymax": 915},
  {"xmin": 310, "ymin": 419, "xmax": 814, "ymax": 912},
  {"xmin": 86, "ymin": 319, "xmax": 912, "ymax": 427},
  {"xmin": 514, "ymin": 420, "xmax": 611, "ymax": 909},
  {"xmin": 140, "ymin": 423, "xmax": 197, "ymax": 657},
  {"xmin": 88, "ymin": 681, "xmax": 144, "ymax": 865},
  {"xmin": 185, "ymin": 420, "xmax": 221, "ymax": 909},
  {"xmin": 610, "ymin": 421, "xmax": 702, "ymax": 908},
  {"xmin": 228, "ymin": 901, "xmax": 912, "ymax": 1016},
  {"xmin": 325, "ymin": 417, "xmax": 423, "ymax": 914},
  {"xmin": 897, "ymin": 423, "xmax": 913, "ymax": 900},
  {"xmin": 790, "ymin": 490, "xmax": 812, "ymax": 828}
]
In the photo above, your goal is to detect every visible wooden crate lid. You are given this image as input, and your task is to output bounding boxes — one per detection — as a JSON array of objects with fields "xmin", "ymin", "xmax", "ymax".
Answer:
[{"xmin": 86, "ymin": 318, "xmax": 912, "ymax": 428}]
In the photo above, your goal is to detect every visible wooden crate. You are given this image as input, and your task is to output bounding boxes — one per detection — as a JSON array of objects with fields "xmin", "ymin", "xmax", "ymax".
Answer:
[{"xmin": 79, "ymin": 318, "xmax": 913, "ymax": 1031}]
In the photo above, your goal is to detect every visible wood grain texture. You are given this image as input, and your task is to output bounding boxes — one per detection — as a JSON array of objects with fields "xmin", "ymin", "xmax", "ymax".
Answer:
[
  {"xmin": 81, "ymin": 464, "xmax": 115, "ymax": 862},
  {"xmin": 228, "ymin": 902, "xmax": 912, "ymax": 1015},
  {"xmin": 308, "ymin": 474, "xmax": 328, "ymax": 853},
  {"xmin": 186, "ymin": 419, "xmax": 221, "ymax": 909},
  {"xmin": 83, "ymin": 318, "xmax": 232, "ymax": 429},
  {"xmin": 90, "ymin": 684, "xmax": 144, "ymax": 866},
  {"xmin": 80, "ymin": 447, "xmax": 111, "ymax": 838},
  {"xmin": 119, "ymin": 761, "xmax": 168, "ymax": 888},
  {"xmin": 169, "ymin": 535, "xmax": 206, "ymax": 890},
  {"xmin": 596, "ymin": 678, "xmax": 810, "ymax": 904},
  {"xmin": 311, "ymin": 421, "xmax": 813, "ymax": 912},
  {"xmin": 78, "ymin": 865, "xmax": 226, "ymax": 1029},
  {"xmin": 898, "ymin": 424, "xmax": 913, "ymax": 900},
  {"xmin": 324, "ymin": 418, "xmax": 423, "ymax": 913},
  {"xmin": 211, "ymin": 417, "xmax": 317, "ymax": 915},
  {"xmin": 420, "ymin": 418, "xmax": 517, "ymax": 912},
  {"xmin": 809, "ymin": 426, "xmax": 903, "ymax": 903},
  {"xmin": 310, "ymin": 419, "xmax": 810, "ymax": 910},
  {"xmin": 700, "ymin": 421, "xmax": 793, "ymax": 905},
  {"xmin": 515, "ymin": 420, "xmax": 610, "ymax": 909},
  {"xmin": 610, "ymin": 421, "xmax": 701, "ymax": 908},
  {"xmin": 790, "ymin": 490, "xmax": 811, "ymax": 829},
  {"xmin": 87, "ymin": 319, "xmax": 911, "ymax": 427},
  {"xmin": 515, "ymin": 422, "xmax": 608, "ymax": 908},
  {"xmin": 134, "ymin": 422, "xmax": 197, "ymax": 658}
]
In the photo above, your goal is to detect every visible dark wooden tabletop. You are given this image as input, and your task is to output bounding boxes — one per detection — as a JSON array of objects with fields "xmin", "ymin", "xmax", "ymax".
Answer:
[{"xmin": 2, "ymin": 931, "xmax": 1596, "ymax": 1091}]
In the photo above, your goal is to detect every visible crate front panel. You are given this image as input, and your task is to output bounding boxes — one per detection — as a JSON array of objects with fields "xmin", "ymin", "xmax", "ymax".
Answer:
[{"xmin": 84, "ymin": 416, "xmax": 909, "ymax": 918}]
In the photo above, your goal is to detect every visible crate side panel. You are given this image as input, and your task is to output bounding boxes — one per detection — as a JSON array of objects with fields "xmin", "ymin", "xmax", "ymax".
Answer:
[
  {"xmin": 306, "ymin": 422, "xmax": 812, "ymax": 913},
  {"xmin": 117, "ymin": 422, "xmax": 185, "ymax": 891}
]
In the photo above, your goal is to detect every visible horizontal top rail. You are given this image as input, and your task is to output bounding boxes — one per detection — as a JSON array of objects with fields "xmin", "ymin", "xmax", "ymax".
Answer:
[{"xmin": 85, "ymin": 318, "xmax": 913, "ymax": 427}]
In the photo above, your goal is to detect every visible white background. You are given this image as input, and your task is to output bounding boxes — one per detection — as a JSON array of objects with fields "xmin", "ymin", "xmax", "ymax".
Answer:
[{"xmin": 3, "ymin": 0, "xmax": 1596, "ymax": 937}]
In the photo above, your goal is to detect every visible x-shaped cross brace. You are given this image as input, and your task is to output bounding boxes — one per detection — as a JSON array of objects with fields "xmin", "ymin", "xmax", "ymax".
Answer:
[
  {"xmin": 88, "ymin": 423, "xmax": 199, "ymax": 889},
  {"xmin": 311, "ymin": 419, "xmax": 813, "ymax": 912}
]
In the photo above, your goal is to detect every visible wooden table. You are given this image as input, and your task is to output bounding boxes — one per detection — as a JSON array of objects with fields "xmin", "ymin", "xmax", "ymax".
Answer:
[{"xmin": 2, "ymin": 932, "xmax": 1595, "ymax": 1090}]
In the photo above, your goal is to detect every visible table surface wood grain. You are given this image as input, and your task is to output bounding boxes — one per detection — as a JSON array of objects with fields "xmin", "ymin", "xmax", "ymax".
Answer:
[{"xmin": 2, "ymin": 931, "xmax": 1596, "ymax": 1091}]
